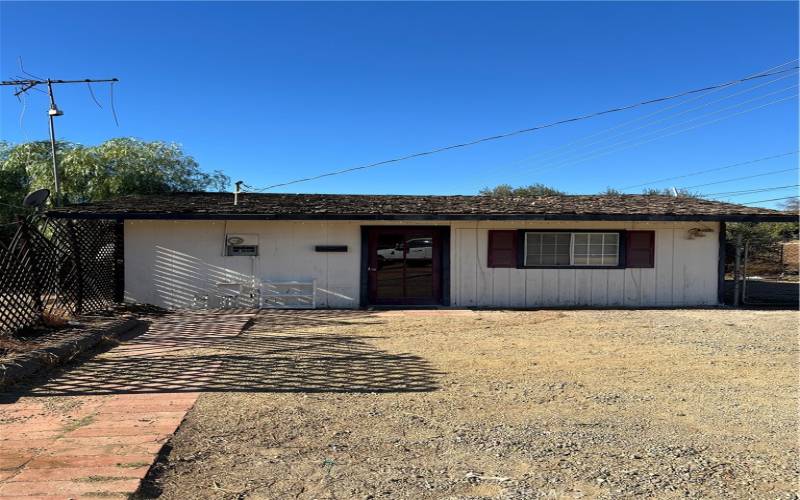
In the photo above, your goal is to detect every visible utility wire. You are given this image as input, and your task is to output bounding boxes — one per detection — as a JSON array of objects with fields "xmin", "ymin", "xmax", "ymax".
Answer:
[
  {"xmin": 741, "ymin": 195, "xmax": 799, "ymax": 205},
  {"xmin": 620, "ymin": 151, "xmax": 799, "ymax": 189},
  {"xmin": 486, "ymin": 60, "xmax": 799, "ymax": 176},
  {"xmin": 16, "ymin": 91, "xmax": 27, "ymax": 139},
  {"xmin": 700, "ymin": 184, "xmax": 799, "ymax": 197},
  {"xmin": 109, "ymin": 80, "xmax": 119, "ymax": 126},
  {"xmin": 516, "ymin": 78, "xmax": 798, "ymax": 175},
  {"xmin": 86, "ymin": 82, "xmax": 103, "ymax": 108},
  {"xmin": 524, "ymin": 92, "xmax": 798, "ymax": 178},
  {"xmin": 244, "ymin": 65, "xmax": 799, "ymax": 192},
  {"xmin": 18, "ymin": 57, "xmax": 44, "ymax": 80},
  {"xmin": 521, "ymin": 86, "xmax": 799, "ymax": 176},
  {"xmin": 681, "ymin": 167, "xmax": 799, "ymax": 189}
]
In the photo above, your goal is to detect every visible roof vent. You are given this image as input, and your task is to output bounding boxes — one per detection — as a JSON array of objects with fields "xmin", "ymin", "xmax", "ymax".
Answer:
[{"xmin": 234, "ymin": 180, "xmax": 243, "ymax": 205}]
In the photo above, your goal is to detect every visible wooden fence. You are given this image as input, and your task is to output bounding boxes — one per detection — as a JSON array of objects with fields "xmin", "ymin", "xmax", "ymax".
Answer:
[{"xmin": 0, "ymin": 216, "xmax": 121, "ymax": 337}]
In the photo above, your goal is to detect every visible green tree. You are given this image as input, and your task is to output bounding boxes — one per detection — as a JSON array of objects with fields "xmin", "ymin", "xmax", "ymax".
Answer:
[
  {"xmin": 479, "ymin": 183, "xmax": 566, "ymax": 197},
  {"xmin": 0, "ymin": 138, "xmax": 229, "ymax": 227},
  {"xmin": 780, "ymin": 197, "xmax": 799, "ymax": 213},
  {"xmin": 727, "ymin": 221, "xmax": 799, "ymax": 250}
]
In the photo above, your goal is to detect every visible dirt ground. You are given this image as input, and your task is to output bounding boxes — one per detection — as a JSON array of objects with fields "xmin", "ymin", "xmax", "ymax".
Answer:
[{"xmin": 145, "ymin": 309, "xmax": 799, "ymax": 499}]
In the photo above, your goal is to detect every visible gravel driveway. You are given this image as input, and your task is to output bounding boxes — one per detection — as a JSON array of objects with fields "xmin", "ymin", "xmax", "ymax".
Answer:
[{"xmin": 143, "ymin": 308, "xmax": 798, "ymax": 499}]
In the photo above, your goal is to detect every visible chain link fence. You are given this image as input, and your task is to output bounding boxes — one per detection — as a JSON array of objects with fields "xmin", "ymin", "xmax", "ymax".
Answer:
[
  {"xmin": 0, "ymin": 216, "xmax": 121, "ymax": 337},
  {"xmin": 724, "ymin": 239, "xmax": 799, "ymax": 306}
]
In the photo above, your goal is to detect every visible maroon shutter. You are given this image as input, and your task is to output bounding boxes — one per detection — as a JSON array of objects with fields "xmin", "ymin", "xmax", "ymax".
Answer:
[
  {"xmin": 488, "ymin": 230, "xmax": 517, "ymax": 268},
  {"xmin": 626, "ymin": 231, "xmax": 655, "ymax": 268}
]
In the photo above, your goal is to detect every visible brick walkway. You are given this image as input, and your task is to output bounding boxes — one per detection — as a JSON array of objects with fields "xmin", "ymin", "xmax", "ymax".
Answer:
[{"xmin": 0, "ymin": 311, "xmax": 254, "ymax": 499}]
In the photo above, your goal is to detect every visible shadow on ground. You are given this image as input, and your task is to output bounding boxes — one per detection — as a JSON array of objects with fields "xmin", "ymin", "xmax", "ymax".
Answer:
[
  {"xmin": 1, "ymin": 310, "xmax": 440, "ymax": 400},
  {"xmin": 723, "ymin": 279, "xmax": 799, "ymax": 307}
]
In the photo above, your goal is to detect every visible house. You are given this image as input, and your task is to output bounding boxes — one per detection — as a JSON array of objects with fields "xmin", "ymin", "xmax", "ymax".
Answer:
[{"xmin": 49, "ymin": 192, "xmax": 795, "ymax": 309}]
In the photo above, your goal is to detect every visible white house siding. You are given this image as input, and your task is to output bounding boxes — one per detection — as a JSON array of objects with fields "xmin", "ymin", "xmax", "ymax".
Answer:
[
  {"xmin": 124, "ymin": 219, "xmax": 721, "ymax": 309},
  {"xmin": 125, "ymin": 219, "xmax": 365, "ymax": 309},
  {"xmin": 451, "ymin": 220, "xmax": 720, "ymax": 307}
]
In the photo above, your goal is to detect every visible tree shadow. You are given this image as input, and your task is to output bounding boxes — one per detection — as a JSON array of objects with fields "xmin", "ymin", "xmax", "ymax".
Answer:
[{"xmin": 0, "ymin": 309, "xmax": 441, "ymax": 401}]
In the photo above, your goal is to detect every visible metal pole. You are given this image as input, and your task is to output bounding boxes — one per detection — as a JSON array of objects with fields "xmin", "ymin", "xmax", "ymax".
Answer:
[
  {"xmin": 742, "ymin": 240, "xmax": 749, "ymax": 304},
  {"xmin": 234, "ymin": 180, "xmax": 242, "ymax": 205},
  {"xmin": 46, "ymin": 80, "xmax": 62, "ymax": 207},
  {"xmin": 733, "ymin": 233, "xmax": 742, "ymax": 307}
]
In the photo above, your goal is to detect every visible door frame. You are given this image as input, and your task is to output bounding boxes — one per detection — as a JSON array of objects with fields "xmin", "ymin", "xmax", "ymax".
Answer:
[{"xmin": 360, "ymin": 225, "xmax": 450, "ymax": 307}]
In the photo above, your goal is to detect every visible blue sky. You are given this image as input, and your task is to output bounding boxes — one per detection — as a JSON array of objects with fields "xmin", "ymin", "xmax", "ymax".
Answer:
[{"xmin": 1, "ymin": 2, "xmax": 798, "ymax": 207}]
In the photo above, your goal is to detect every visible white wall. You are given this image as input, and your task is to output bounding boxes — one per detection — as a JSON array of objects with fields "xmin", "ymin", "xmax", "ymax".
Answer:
[
  {"xmin": 451, "ymin": 220, "xmax": 721, "ymax": 307},
  {"xmin": 125, "ymin": 219, "xmax": 365, "ymax": 308},
  {"xmin": 124, "ymin": 219, "xmax": 721, "ymax": 309}
]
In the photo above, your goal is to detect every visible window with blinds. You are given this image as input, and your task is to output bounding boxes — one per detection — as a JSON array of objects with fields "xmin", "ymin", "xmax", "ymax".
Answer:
[
  {"xmin": 572, "ymin": 232, "xmax": 619, "ymax": 266},
  {"xmin": 523, "ymin": 231, "xmax": 622, "ymax": 267},
  {"xmin": 524, "ymin": 232, "xmax": 572, "ymax": 266}
]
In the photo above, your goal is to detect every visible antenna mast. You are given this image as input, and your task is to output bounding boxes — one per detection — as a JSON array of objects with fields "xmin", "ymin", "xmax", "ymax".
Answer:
[{"xmin": 1, "ymin": 76, "xmax": 119, "ymax": 206}]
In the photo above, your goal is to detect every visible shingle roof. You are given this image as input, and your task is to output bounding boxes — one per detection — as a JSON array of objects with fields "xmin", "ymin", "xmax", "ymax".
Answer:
[{"xmin": 48, "ymin": 192, "xmax": 796, "ymax": 222}]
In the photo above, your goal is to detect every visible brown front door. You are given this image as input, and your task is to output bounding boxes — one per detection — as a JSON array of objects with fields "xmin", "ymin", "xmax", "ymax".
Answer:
[{"xmin": 366, "ymin": 227, "xmax": 444, "ymax": 306}]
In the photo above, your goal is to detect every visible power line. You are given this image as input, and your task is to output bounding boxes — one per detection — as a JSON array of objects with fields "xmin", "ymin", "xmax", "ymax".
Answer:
[
  {"xmin": 521, "ymin": 80, "xmax": 798, "ymax": 176},
  {"xmin": 244, "ymin": 65, "xmax": 799, "ymax": 191},
  {"xmin": 681, "ymin": 167, "xmax": 798, "ymax": 189},
  {"xmin": 700, "ymin": 184, "xmax": 800, "ymax": 198},
  {"xmin": 487, "ymin": 59, "xmax": 798, "ymax": 177},
  {"xmin": 620, "ymin": 151, "xmax": 799, "ymax": 189},
  {"xmin": 520, "ymin": 89, "xmax": 798, "ymax": 177},
  {"xmin": 699, "ymin": 184, "xmax": 799, "ymax": 197},
  {"xmin": 740, "ymin": 195, "xmax": 799, "ymax": 205}
]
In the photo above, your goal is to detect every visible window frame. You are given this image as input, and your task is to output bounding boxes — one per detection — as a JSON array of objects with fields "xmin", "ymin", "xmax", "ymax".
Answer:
[{"xmin": 517, "ymin": 229, "xmax": 628, "ymax": 269}]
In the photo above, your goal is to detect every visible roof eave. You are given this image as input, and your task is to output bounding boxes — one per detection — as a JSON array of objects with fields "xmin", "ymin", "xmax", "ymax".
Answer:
[{"xmin": 45, "ymin": 211, "xmax": 798, "ymax": 223}]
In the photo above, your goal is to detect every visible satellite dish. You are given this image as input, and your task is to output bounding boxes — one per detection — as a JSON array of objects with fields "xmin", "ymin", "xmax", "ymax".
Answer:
[{"xmin": 22, "ymin": 188, "xmax": 50, "ymax": 208}]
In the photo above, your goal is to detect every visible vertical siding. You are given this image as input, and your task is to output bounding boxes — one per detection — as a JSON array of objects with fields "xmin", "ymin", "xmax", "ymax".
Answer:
[
  {"xmin": 509, "ymin": 271, "xmax": 527, "ymax": 307},
  {"xmin": 606, "ymin": 269, "xmax": 626, "ymax": 306},
  {"xmin": 126, "ymin": 220, "xmax": 364, "ymax": 309},
  {"xmin": 476, "ymin": 229, "xmax": 492, "ymax": 306},
  {"xmin": 575, "ymin": 270, "xmax": 592, "ymax": 305},
  {"xmin": 125, "ymin": 219, "xmax": 721, "ymax": 310},
  {"xmin": 456, "ymin": 228, "xmax": 478, "ymax": 306},
  {"xmin": 493, "ymin": 268, "xmax": 511, "ymax": 307},
  {"xmin": 624, "ymin": 269, "xmax": 641, "ymax": 306},
  {"xmin": 525, "ymin": 269, "xmax": 543, "ymax": 306},
  {"xmin": 450, "ymin": 221, "xmax": 720, "ymax": 307},
  {"xmin": 655, "ymin": 227, "xmax": 675, "ymax": 305},
  {"xmin": 590, "ymin": 269, "xmax": 609, "ymax": 306}
]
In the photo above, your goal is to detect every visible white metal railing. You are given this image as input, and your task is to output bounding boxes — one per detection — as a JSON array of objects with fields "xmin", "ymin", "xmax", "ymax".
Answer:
[{"xmin": 259, "ymin": 280, "xmax": 316, "ymax": 309}]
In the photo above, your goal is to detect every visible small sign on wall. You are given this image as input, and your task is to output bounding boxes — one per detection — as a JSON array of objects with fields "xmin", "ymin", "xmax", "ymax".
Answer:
[{"xmin": 315, "ymin": 245, "xmax": 348, "ymax": 252}]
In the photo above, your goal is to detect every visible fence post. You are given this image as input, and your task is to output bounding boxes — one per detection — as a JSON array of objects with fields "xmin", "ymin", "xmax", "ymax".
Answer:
[
  {"xmin": 742, "ymin": 240, "xmax": 749, "ymax": 304},
  {"xmin": 733, "ymin": 234, "xmax": 742, "ymax": 308},
  {"xmin": 67, "ymin": 220, "xmax": 84, "ymax": 314},
  {"xmin": 20, "ymin": 217, "xmax": 45, "ymax": 315},
  {"xmin": 113, "ymin": 219, "xmax": 124, "ymax": 303}
]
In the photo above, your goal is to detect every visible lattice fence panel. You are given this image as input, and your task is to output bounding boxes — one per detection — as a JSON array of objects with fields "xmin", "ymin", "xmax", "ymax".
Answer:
[
  {"xmin": 70, "ymin": 219, "xmax": 118, "ymax": 312},
  {"xmin": 0, "ymin": 217, "xmax": 120, "ymax": 337}
]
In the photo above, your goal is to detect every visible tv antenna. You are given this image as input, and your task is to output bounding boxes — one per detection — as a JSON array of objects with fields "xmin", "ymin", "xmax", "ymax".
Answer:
[{"xmin": 1, "ymin": 64, "xmax": 119, "ymax": 207}]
